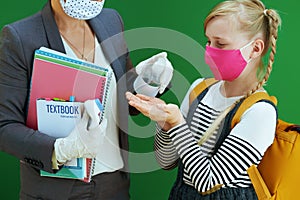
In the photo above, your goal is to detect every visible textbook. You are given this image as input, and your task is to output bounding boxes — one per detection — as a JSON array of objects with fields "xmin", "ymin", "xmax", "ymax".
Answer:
[
  {"xmin": 37, "ymin": 99, "xmax": 92, "ymax": 182},
  {"xmin": 26, "ymin": 47, "xmax": 112, "ymax": 182}
]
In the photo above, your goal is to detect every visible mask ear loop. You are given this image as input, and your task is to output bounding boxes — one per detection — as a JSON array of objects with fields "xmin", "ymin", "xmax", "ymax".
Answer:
[
  {"xmin": 240, "ymin": 40, "xmax": 254, "ymax": 50},
  {"xmin": 240, "ymin": 40, "xmax": 255, "ymax": 63}
]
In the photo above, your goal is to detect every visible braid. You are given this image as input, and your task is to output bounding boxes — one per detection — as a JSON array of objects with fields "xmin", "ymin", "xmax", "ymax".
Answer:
[
  {"xmin": 198, "ymin": 100, "xmax": 239, "ymax": 145},
  {"xmin": 246, "ymin": 8, "xmax": 281, "ymax": 98}
]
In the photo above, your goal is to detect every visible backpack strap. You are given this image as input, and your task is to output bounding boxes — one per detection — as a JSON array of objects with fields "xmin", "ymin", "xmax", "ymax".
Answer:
[
  {"xmin": 189, "ymin": 78, "xmax": 218, "ymax": 105},
  {"xmin": 229, "ymin": 92, "xmax": 277, "ymax": 200},
  {"xmin": 187, "ymin": 78, "xmax": 219, "ymax": 126},
  {"xmin": 209, "ymin": 91, "xmax": 277, "ymax": 155},
  {"xmin": 247, "ymin": 165, "xmax": 272, "ymax": 199},
  {"xmin": 231, "ymin": 92, "xmax": 278, "ymax": 129}
]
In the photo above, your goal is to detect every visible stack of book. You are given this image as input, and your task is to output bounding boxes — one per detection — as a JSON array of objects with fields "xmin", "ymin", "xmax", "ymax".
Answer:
[{"xmin": 26, "ymin": 47, "xmax": 112, "ymax": 182}]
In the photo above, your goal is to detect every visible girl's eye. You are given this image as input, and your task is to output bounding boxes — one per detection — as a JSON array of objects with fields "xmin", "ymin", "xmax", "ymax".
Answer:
[{"xmin": 216, "ymin": 42, "xmax": 226, "ymax": 48}]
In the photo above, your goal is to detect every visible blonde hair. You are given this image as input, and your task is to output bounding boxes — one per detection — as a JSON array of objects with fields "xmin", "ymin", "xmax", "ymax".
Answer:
[{"xmin": 199, "ymin": 0, "xmax": 281, "ymax": 145}]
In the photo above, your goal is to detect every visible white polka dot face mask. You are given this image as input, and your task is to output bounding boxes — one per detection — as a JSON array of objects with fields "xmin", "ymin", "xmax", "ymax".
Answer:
[{"xmin": 60, "ymin": 0, "xmax": 105, "ymax": 20}]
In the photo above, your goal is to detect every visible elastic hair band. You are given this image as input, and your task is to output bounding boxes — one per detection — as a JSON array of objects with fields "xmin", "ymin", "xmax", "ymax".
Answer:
[{"xmin": 263, "ymin": 9, "xmax": 268, "ymax": 16}]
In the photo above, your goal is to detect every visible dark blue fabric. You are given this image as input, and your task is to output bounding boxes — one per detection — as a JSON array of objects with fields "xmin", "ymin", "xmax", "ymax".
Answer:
[{"xmin": 169, "ymin": 161, "xmax": 258, "ymax": 200}]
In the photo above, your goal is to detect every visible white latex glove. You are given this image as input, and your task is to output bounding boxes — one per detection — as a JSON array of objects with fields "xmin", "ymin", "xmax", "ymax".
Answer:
[
  {"xmin": 135, "ymin": 52, "xmax": 173, "ymax": 95},
  {"xmin": 84, "ymin": 98, "xmax": 103, "ymax": 129},
  {"xmin": 54, "ymin": 109, "xmax": 107, "ymax": 163}
]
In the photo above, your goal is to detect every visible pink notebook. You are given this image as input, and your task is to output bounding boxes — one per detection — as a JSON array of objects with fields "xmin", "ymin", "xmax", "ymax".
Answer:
[{"xmin": 26, "ymin": 47, "xmax": 111, "ymax": 130}]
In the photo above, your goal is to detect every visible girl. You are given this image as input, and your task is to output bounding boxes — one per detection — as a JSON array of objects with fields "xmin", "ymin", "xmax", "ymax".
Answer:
[{"xmin": 126, "ymin": 0, "xmax": 281, "ymax": 199}]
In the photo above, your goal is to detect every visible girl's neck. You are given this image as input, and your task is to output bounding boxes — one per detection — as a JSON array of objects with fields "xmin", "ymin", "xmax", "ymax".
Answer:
[
  {"xmin": 220, "ymin": 71, "xmax": 260, "ymax": 98},
  {"xmin": 221, "ymin": 80, "xmax": 259, "ymax": 98}
]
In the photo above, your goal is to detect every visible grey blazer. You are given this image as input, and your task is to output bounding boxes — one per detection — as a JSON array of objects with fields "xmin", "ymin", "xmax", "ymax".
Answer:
[{"xmin": 0, "ymin": 1, "xmax": 136, "ymax": 198}]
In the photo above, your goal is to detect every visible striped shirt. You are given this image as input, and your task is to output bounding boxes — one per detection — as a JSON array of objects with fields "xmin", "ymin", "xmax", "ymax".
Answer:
[{"xmin": 154, "ymin": 79, "xmax": 277, "ymax": 193}]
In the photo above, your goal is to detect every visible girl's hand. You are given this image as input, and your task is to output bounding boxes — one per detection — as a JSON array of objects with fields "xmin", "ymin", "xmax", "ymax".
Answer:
[{"xmin": 126, "ymin": 92, "xmax": 185, "ymax": 131}]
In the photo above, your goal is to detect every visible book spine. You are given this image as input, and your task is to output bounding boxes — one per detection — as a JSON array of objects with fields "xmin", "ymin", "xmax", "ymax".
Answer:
[
  {"xmin": 83, "ymin": 158, "xmax": 96, "ymax": 183},
  {"xmin": 35, "ymin": 49, "xmax": 109, "ymax": 73}
]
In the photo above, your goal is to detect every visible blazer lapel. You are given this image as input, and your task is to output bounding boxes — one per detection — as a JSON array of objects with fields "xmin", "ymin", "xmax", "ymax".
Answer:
[
  {"xmin": 88, "ymin": 17, "xmax": 125, "ymax": 81},
  {"xmin": 41, "ymin": 1, "xmax": 65, "ymax": 53}
]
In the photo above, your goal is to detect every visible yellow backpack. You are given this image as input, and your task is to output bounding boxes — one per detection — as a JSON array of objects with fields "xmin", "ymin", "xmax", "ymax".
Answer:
[{"xmin": 189, "ymin": 78, "xmax": 300, "ymax": 200}]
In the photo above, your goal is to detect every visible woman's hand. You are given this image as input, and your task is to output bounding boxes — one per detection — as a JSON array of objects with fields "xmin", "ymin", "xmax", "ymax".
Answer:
[{"xmin": 126, "ymin": 92, "xmax": 185, "ymax": 131}]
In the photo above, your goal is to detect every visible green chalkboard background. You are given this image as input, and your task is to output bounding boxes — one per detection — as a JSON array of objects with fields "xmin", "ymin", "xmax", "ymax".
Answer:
[{"xmin": 0, "ymin": 0, "xmax": 299, "ymax": 199}]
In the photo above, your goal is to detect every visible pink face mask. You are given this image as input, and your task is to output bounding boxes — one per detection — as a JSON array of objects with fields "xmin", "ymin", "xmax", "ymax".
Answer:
[{"xmin": 204, "ymin": 41, "xmax": 253, "ymax": 81}]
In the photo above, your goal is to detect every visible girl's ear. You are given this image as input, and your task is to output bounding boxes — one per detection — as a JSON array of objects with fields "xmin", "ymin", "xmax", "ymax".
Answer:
[{"xmin": 251, "ymin": 39, "xmax": 265, "ymax": 59}]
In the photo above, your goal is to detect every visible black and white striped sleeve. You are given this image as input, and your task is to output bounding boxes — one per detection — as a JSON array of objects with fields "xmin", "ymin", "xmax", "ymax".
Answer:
[
  {"xmin": 168, "ymin": 123, "xmax": 262, "ymax": 193},
  {"xmin": 154, "ymin": 124, "xmax": 179, "ymax": 170}
]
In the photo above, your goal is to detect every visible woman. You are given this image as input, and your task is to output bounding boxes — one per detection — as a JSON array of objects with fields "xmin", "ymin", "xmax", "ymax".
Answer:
[
  {"xmin": 0, "ymin": 0, "xmax": 173, "ymax": 199},
  {"xmin": 126, "ymin": 0, "xmax": 281, "ymax": 199}
]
